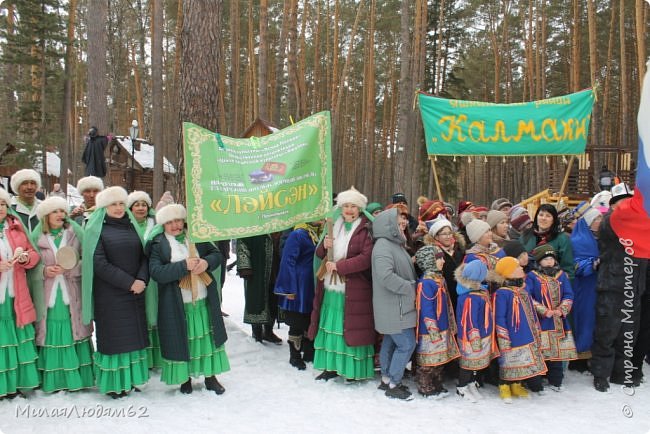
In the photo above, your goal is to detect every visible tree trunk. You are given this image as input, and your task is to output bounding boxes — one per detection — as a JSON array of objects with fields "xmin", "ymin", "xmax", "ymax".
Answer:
[
  {"xmin": 258, "ymin": 0, "xmax": 269, "ymax": 120},
  {"xmin": 178, "ymin": 0, "xmax": 222, "ymax": 200},
  {"xmin": 636, "ymin": 0, "xmax": 647, "ymax": 94},
  {"xmin": 394, "ymin": 0, "xmax": 411, "ymax": 193},
  {"xmin": 229, "ymin": 0, "xmax": 240, "ymax": 134},
  {"xmin": 87, "ymin": 0, "xmax": 108, "ymax": 133},
  {"xmin": 152, "ymin": 0, "xmax": 164, "ymax": 201},
  {"xmin": 61, "ymin": 0, "xmax": 78, "ymax": 194}
]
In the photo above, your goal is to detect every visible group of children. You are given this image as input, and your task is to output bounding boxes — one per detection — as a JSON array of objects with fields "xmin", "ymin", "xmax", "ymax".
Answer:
[{"xmin": 413, "ymin": 240, "xmax": 576, "ymax": 403}]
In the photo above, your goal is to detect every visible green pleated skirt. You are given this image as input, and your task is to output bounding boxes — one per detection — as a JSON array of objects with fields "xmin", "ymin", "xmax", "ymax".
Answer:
[
  {"xmin": 94, "ymin": 349, "xmax": 149, "ymax": 394},
  {"xmin": 147, "ymin": 326, "xmax": 163, "ymax": 369},
  {"xmin": 161, "ymin": 298, "xmax": 230, "ymax": 385},
  {"xmin": 0, "ymin": 294, "xmax": 40, "ymax": 397},
  {"xmin": 37, "ymin": 290, "xmax": 94, "ymax": 393},
  {"xmin": 313, "ymin": 289, "xmax": 374, "ymax": 380}
]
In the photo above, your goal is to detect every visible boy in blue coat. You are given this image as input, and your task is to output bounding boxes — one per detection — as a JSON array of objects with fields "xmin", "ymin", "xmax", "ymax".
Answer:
[
  {"xmin": 454, "ymin": 260, "xmax": 498, "ymax": 403},
  {"xmin": 526, "ymin": 244, "xmax": 577, "ymax": 392},
  {"xmin": 494, "ymin": 256, "xmax": 547, "ymax": 403}
]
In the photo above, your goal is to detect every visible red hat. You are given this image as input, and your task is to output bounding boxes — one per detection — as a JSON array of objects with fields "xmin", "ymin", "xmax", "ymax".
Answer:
[
  {"xmin": 385, "ymin": 202, "xmax": 409, "ymax": 216},
  {"xmin": 419, "ymin": 200, "xmax": 446, "ymax": 222},
  {"xmin": 457, "ymin": 200, "xmax": 474, "ymax": 215}
]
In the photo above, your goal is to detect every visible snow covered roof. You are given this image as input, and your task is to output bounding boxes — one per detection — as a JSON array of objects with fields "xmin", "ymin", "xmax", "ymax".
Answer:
[
  {"xmin": 33, "ymin": 151, "xmax": 72, "ymax": 177},
  {"xmin": 114, "ymin": 136, "xmax": 176, "ymax": 174}
]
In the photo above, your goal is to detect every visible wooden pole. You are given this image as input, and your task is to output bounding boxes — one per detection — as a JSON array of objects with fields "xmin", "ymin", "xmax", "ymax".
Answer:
[
  {"xmin": 558, "ymin": 155, "xmax": 576, "ymax": 199},
  {"xmin": 429, "ymin": 156, "xmax": 444, "ymax": 202}
]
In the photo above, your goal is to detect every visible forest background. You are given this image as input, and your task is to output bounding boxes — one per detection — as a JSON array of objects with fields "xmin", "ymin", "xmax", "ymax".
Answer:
[{"xmin": 0, "ymin": 0, "xmax": 648, "ymax": 208}]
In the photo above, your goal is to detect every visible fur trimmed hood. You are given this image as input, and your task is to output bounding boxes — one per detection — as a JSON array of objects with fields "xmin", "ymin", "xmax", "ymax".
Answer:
[
  {"xmin": 95, "ymin": 186, "xmax": 128, "ymax": 209},
  {"xmin": 127, "ymin": 190, "xmax": 152, "ymax": 209},
  {"xmin": 156, "ymin": 203, "xmax": 186, "ymax": 225},
  {"xmin": 454, "ymin": 262, "xmax": 487, "ymax": 294},
  {"xmin": 36, "ymin": 196, "xmax": 69, "ymax": 219},
  {"xmin": 76, "ymin": 176, "xmax": 104, "ymax": 194},
  {"xmin": 11, "ymin": 169, "xmax": 41, "ymax": 193}
]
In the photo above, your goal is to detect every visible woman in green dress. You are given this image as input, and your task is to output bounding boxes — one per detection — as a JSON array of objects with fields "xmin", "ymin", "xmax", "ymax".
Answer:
[
  {"xmin": 128, "ymin": 191, "xmax": 162, "ymax": 370},
  {"xmin": 0, "ymin": 188, "xmax": 40, "ymax": 399},
  {"xmin": 82, "ymin": 186, "xmax": 150, "ymax": 398},
  {"xmin": 147, "ymin": 204, "xmax": 229, "ymax": 394},
  {"xmin": 32, "ymin": 196, "xmax": 94, "ymax": 393}
]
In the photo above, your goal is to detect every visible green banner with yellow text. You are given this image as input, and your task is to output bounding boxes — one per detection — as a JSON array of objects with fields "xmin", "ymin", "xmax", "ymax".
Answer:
[
  {"xmin": 418, "ymin": 89, "xmax": 595, "ymax": 156},
  {"xmin": 183, "ymin": 111, "xmax": 332, "ymax": 241}
]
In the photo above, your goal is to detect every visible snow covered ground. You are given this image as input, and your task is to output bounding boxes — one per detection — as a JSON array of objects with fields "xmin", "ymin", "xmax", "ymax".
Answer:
[{"xmin": 2, "ymin": 267, "xmax": 650, "ymax": 434}]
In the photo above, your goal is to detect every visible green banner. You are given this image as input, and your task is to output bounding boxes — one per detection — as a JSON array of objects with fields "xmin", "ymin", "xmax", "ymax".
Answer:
[
  {"xmin": 183, "ymin": 111, "xmax": 332, "ymax": 242},
  {"xmin": 418, "ymin": 89, "xmax": 595, "ymax": 156}
]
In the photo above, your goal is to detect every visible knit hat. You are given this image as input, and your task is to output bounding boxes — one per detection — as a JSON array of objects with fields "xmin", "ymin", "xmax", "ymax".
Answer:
[
  {"xmin": 336, "ymin": 187, "xmax": 368, "ymax": 210},
  {"xmin": 76, "ymin": 176, "xmax": 104, "ymax": 194},
  {"xmin": 415, "ymin": 245, "xmax": 445, "ymax": 273},
  {"xmin": 127, "ymin": 191, "xmax": 152, "ymax": 209},
  {"xmin": 0, "ymin": 188, "xmax": 11, "ymax": 206},
  {"xmin": 509, "ymin": 205, "xmax": 532, "ymax": 232},
  {"xmin": 557, "ymin": 206, "xmax": 575, "ymax": 228},
  {"xmin": 487, "ymin": 210, "xmax": 508, "ymax": 229},
  {"xmin": 36, "ymin": 197, "xmax": 68, "ymax": 220},
  {"xmin": 491, "ymin": 198, "xmax": 513, "ymax": 211},
  {"xmin": 156, "ymin": 203, "xmax": 187, "ymax": 225},
  {"xmin": 460, "ymin": 211, "xmax": 475, "ymax": 227},
  {"xmin": 385, "ymin": 202, "xmax": 409, "ymax": 216},
  {"xmin": 495, "ymin": 256, "xmax": 521, "ymax": 279},
  {"xmin": 419, "ymin": 199, "xmax": 446, "ymax": 222},
  {"xmin": 502, "ymin": 241, "xmax": 526, "ymax": 259},
  {"xmin": 610, "ymin": 183, "xmax": 634, "ymax": 205},
  {"xmin": 11, "ymin": 169, "xmax": 41, "ymax": 193},
  {"xmin": 532, "ymin": 244, "xmax": 557, "ymax": 263},
  {"xmin": 95, "ymin": 186, "xmax": 128, "ymax": 209},
  {"xmin": 428, "ymin": 215, "xmax": 452, "ymax": 236},
  {"xmin": 462, "ymin": 260, "xmax": 488, "ymax": 282},
  {"xmin": 583, "ymin": 208, "xmax": 602, "ymax": 227},
  {"xmin": 443, "ymin": 202, "xmax": 455, "ymax": 218},
  {"xmin": 391, "ymin": 193, "xmax": 408, "ymax": 204},
  {"xmin": 466, "ymin": 219, "xmax": 491, "ymax": 243},
  {"xmin": 590, "ymin": 190, "xmax": 612, "ymax": 209},
  {"xmin": 366, "ymin": 202, "xmax": 383, "ymax": 214},
  {"xmin": 573, "ymin": 201, "xmax": 593, "ymax": 221},
  {"xmin": 457, "ymin": 200, "xmax": 474, "ymax": 216},
  {"xmin": 155, "ymin": 191, "xmax": 175, "ymax": 211}
]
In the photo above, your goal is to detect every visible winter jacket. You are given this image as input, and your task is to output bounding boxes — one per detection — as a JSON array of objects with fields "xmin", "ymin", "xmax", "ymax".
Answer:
[
  {"xmin": 371, "ymin": 208, "xmax": 417, "ymax": 335},
  {"xmin": 1, "ymin": 215, "xmax": 39, "ymax": 326},
  {"xmin": 147, "ymin": 233, "xmax": 226, "ymax": 362},
  {"xmin": 93, "ymin": 214, "xmax": 149, "ymax": 355},
  {"xmin": 521, "ymin": 229, "xmax": 575, "ymax": 279},
  {"xmin": 308, "ymin": 215, "xmax": 375, "ymax": 346},
  {"xmin": 275, "ymin": 227, "xmax": 317, "ymax": 314},
  {"xmin": 33, "ymin": 227, "xmax": 92, "ymax": 346}
]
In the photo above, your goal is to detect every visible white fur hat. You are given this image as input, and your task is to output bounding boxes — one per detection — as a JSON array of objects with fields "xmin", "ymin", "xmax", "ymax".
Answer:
[
  {"xmin": 466, "ymin": 219, "xmax": 491, "ymax": 244},
  {"xmin": 36, "ymin": 196, "xmax": 69, "ymax": 220},
  {"xmin": 336, "ymin": 187, "xmax": 368, "ymax": 210},
  {"xmin": 11, "ymin": 169, "xmax": 41, "ymax": 193},
  {"xmin": 76, "ymin": 176, "xmax": 104, "ymax": 194},
  {"xmin": 95, "ymin": 186, "xmax": 128, "ymax": 209},
  {"xmin": 0, "ymin": 188, "xmax": 11, "ymax": 206},
  {"xmin": 127, "ymin": 191, "xmax": 152, "ymax": 209},
  {"xmin": 428, "ymin": 215, "xmax": 452, "ymax": 237},
  {"xmin": 156, "ymin": 203, "xmax": 187, "ymax": 225}
]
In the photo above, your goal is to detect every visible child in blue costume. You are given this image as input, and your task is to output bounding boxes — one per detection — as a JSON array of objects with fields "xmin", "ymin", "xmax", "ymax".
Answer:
[
  {"xmin": 454, "ymin": 260, "xmax": 498, "ymax": 403},
  {"xmin": 493, "ymin": 256, "xmax": 547, "ymax": 403},
  {"xmin": 414, "ymin": 245, "xmax": 460, "ymax": 398},
  {"xmin": 526, "ymin": 244, "xmax": 577, "ymax": 392}
]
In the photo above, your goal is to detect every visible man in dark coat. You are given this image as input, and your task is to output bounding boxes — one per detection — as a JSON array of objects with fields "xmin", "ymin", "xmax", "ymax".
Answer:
[
  {"xmin": 591, "ymin": 209, "xmax": 649, "ymax": 392},
  {"xmin": 82, "ymin": 126, "xmax": 108, "ymax": 178},
  {"xmin": 237, "ymin": 233, "xmax": 282, "ymax": 344}
]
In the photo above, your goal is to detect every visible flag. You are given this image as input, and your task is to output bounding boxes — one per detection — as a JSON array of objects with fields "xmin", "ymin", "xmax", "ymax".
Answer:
[{"xmin": 610, "ymin": 59, "xmax": 650, "ymax": 258}]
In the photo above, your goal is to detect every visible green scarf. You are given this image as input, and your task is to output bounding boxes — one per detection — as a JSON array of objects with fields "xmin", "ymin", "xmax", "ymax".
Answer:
[
  {"xmin": 142, "ymin": 222, "xmax": 165, "ymax": 326},
  {"xmin": 81, "ymin": 208, "xmax": 142, "ymax": 325}
]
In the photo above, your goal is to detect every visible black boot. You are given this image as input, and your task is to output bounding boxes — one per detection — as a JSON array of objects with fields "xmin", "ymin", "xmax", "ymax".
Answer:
[
  {"xmin": 263, "ymin": 324, "xmax": 282, "ymax": 345},
  {"xmin": 594, "ymin": 377, "xmax": 610, "ymax": 392},
  {"xmin": 180, "ymin": 378, "xmax": 193, "ymax": 394},
  {"xmin": 315, "ymin": 370, "xmax": 338, "ymax": 381},
  {"xmin": 302, "ymin": 336, "xmax": 314, "ymax": 363},
  {"xmin": 252, "ymin": 324, "xmax": 264, "ymax": 343},
  {"xmin": 288, "ymin": 337, "xmax": 306, "ymax": 370},
  {"xmin": 205, "ymin": 376, "xmax": 225, "ymax": 395}
]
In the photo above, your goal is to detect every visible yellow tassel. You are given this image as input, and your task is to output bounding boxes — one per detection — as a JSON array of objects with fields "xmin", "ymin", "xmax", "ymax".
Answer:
[
  {"xmin": 412, "ymin": 89, "xmax": 420, "ymax": 111},
  {"xmin": 453, "ymin": 155, "xmax": 456, "ymax": 162},
  {"xmin": 502, "ymin": 156, "xmax": 506, "ymax": 164},
  {"xmin": 468, "ymin": 156, "xmax": 472, "ymax": 163},
  {"xmin": 545, "ymin": 156, "xmax": 549, "ymax": 164},
  {"xmin": 484, "ymin": 156, "xmax": 488, "ymax": 163},
  {"xmin": 523, "ymin": 156, "xmax": 527, "ymax": 164}
]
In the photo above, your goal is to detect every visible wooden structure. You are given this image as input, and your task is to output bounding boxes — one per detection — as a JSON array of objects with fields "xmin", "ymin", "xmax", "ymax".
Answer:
[
  {"xmin": 241, "ymin": 118, "xmax": 278, "ymax": 139},
  {"xmin": 107, "ymin": 136, "xmax": 175, "ymax": 196}
]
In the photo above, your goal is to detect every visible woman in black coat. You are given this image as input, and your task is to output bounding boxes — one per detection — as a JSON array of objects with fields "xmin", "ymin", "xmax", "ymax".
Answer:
[
  {"xmin": 147, "ymin": 204, "xmax": 229, "ymax": 395},
  {"xmin": 85, "ymin": 186, "xmax": 150, "ymax": 398}
]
